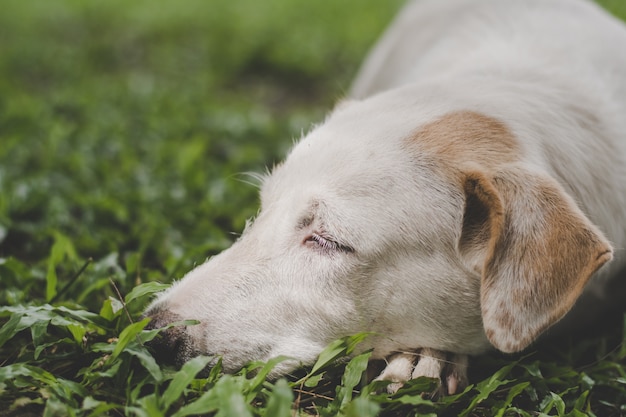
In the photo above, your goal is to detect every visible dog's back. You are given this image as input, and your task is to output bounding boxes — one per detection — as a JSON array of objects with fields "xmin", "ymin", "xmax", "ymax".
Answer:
[{"xmin": 352, "ymin": 0, "xmax": 626, "ymax": 107}]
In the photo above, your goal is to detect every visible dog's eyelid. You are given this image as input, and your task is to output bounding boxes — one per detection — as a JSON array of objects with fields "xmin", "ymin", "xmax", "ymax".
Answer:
[
  {"xmin": 304, "ymin": 232, "xmax": 354, "ymax": 254},
  {"xmin": 307, "ymin": 233, "xmax": 336, "ymax": 251}
]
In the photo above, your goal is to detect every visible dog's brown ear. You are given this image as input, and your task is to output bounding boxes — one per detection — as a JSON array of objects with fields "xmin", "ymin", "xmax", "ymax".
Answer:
[{"xmin": 458, "ymin": 166, "xmax": 613, "ymax": 353}]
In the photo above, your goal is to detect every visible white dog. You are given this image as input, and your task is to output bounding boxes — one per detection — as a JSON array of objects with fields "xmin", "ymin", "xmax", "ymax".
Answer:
[{"xmin": 145, "ymin": 0, "xmax": 626, "ymax": 394}]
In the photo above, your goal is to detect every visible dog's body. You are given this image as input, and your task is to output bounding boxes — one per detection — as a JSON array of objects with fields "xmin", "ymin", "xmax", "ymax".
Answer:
[{"xmin": 145, "ymin": 0, "xmax": 626, "ymax": 393}]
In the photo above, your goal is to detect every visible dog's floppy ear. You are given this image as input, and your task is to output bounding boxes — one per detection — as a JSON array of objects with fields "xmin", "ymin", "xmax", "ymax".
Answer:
[{"xmin": 458, "ymin": 165, "xmax": 613, "ymax": 352}]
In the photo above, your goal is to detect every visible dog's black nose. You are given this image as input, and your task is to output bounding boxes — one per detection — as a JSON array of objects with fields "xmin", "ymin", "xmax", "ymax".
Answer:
[{"xmin": 143, "ymin": 308, "xmax": 187, "ymax": 366}]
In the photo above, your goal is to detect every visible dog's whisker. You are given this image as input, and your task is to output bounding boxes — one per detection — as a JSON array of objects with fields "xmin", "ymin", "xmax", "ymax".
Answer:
[
  {"xmin": 231, "ymin": 172, "xmax": 265, "ymax": 189},
  {"xmin": 392, "ymin": 350, "xmax": 464, "ymax": 367}
]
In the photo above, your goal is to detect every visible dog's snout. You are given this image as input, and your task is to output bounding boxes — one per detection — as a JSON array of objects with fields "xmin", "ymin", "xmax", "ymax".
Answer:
[{"xmin": 143, "ymin": 308, "xmax": 188, "ymax": 366}]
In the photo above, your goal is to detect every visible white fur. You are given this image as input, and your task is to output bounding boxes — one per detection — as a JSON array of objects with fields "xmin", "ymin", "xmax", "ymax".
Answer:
[{"xmin": 146, "ymin": 0, "xmax": 626, "ymax": 386}]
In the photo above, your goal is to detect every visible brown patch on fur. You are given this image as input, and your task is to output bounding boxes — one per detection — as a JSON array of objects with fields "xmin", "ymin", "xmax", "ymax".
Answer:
[
  {"xmin": 494, "ymin": 301, "xmax": 514, "ymax": 330},
  {"xmin": 407, "ymin": 110, "xmax": 612, "ymax": 352},
  {"xmin": 407, "ymin": 111, "xmax": 520, "ymax": 174}
]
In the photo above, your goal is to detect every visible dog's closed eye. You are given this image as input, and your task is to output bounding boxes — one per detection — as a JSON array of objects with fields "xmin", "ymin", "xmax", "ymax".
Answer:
[{"xmin": 304, "ymin": 233, "xmax": 354, "ymax": 254}]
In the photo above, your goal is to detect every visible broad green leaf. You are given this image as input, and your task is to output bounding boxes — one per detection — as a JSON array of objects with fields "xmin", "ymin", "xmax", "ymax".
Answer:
[
  {"xmin": 264, "ymin": 378, "xmax": 293, "ymax": 417},
  {"xmin": 206, "ymin": 357, "xmax": 224, "ymax": 383},
  {"xmin": 84, "ymin": 398, "xmax": 120, "ymax": 417},
  {"xmin": 343, "ymin": 396, "xmax": 381, "ymax": 417},
  {"xmin": 308, "ymin": 338, "xmax": 345, "ymax": 376},
  {"xmin": 580, "ymin": 373, "xmax": 595, "ymax": 391},
  {"xmin": 99, "ymin": 297, "xmax": 124, "ymax": 321},
  {"xmin": 110, "ymin": 318, "xmax": 150, "ymax": 360},
  {"xmin": 520, "ymin": 361, "xmax": 543, "ymax": 378},
  {"xmin": 245, "ymin": 355, "xmax": 291, "ymax": 399},
  {"xmin": 124, "ymin": 281, "xmax": 170, "ymax": 304},
  {"xmin": 46, "ymin": 231, "xmax": 78, "ymax": 301},
  {"xmin": 303, "ymin": 372, "xmax": 325, "ymax": 388},
  {"xmin": 573, "ymin": 390, "xmax": 590, "ymax": 411},
  {"xmin": 494, "ymin": 382, "xmax": 530, "ymax": 417},
  {"xmin": 460, "ymin": 363, "xmax": 515, "ymax": 417},
  {"xmin": 389, "ymin": 375, "xmax": 440, "ymax": 397},
  {"xmin": 0, "ymin": 304, "xmax": 106, "ymax": 329},
  {"xmin": 80, "ymin": 357, "xmax": 123, "ymax": 382},
  {"xmin": 66, "ymin": 323, "xmax": 86, "ymax": 344},
  {"xmin": 505, "ymin": 408, "xmax": 534, "ymax": 417},
  {"xmin": 437, "ymin": 383, "xmax": 475, "ymax": 406},
  {"xmin": 343, "ymin": 333, "xmax": 372, "ymax": 355},
  {"xmin": 54, "ymin": 305, "xmax": 106, "ymax": 326},
  {"xmin": 337, "ymin": 351, "xmax": 371, "ymax": 409},
  {"xmin": 162, "ymin": 355, "xmax": 213, "ymax": 411},
  {"xmin": 50, "ymin": 377, "xmax": 88, "ymax": 402},
  {"xmin": 394, "ymin": 393, "xmax": 435, "ymax": 406},
  {"xmin": 540, "ymin": 392, "xmax": 566, "ymax": 415},
  {"xmin": 172, "ymin": 375, "xmax": 248, "ymax": 417},
  {"xmin": 0, "ymin": 363, "xmax": 57, "ymax": 385},
  {"xmin": 89, "ymin": 342, "xmax": 115, "ymax": 354},
  {"xmin": 135, "ymin": 394, "xmax": 165, "ymax": 417},
  {"xmin": 567, "ymin": 410, "xmax": 591, "ymax": 417},
  {"xmin": 0, "ymin": 312, "xmax": 23, "ymax": 348},
  {"xmin": 43, "ymin": 397, "xmax": 72, "ymax": 417},
  {"xmin": 215, "ymin": 390, "xmax": 253, "ymax": 417},
  {"xmin": 171, "ymin": 388, "xmax": 220, "ymax": 417},
  {"xmin": 82, "ymin": 396, "xmax": 104, "ymax": 410},
  {"xmin": 125, "ymin": 406, "xmax": 154, "ymax": 417},
  {"xmin": 307, "ymin": 333, "xmax": 371, "ymax": 377},
  {"xmin": 124, "ymin": 345, "xmax": 164, "ymax": 382},
  {"xmin": 0, "ymin": 305, "xmax": 108, "ymax": 347}
]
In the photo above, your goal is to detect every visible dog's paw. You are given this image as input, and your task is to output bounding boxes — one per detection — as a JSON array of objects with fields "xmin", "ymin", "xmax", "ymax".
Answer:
[{"xmin": 374, "ymin": 348, "xmax": 468, "ymax": 396}]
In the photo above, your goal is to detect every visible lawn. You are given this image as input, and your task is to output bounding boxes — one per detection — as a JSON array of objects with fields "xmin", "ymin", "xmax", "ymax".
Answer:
[{"xmin": 1, "ymin": 1, "xmax": 625, "ymax": 416}]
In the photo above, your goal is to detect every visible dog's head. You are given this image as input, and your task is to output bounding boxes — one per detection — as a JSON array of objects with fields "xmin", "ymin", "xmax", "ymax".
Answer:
[{"xmin": 144, "ymin": 90, "xmax": 612, "ymax": 375}]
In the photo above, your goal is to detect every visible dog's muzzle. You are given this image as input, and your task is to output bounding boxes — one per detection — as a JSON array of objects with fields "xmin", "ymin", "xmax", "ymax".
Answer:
[{"xmin": 143, "ymin": 308, "xmax": 195, "ymax": 367}]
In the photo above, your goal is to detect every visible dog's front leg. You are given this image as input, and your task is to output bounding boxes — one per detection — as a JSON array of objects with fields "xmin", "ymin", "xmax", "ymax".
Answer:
[
  {"xmin": 375, "ymin": 349, "xmax": 468, "ymax": 396},
  {"xmin": 374, "ymin": 352, "xmax": 414, "ymax": 394}
]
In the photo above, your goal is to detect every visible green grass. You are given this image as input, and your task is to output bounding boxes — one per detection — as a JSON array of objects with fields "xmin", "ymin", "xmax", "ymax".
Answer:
[{"xmin": 1, "ymin": 1, "xmax": 625, "ymax": 416}]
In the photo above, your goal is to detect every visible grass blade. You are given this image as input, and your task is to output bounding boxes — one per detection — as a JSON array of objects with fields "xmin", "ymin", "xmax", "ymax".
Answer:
[
  {"xmin": 0, "ymin": 312, "xmax": 23, "ymax": 348},
  {"xmin": 124, "ymin": 282, "xmax": 170, "ymax": 304},
  {"xmin": 110, "ymin": 318, "xmax": 150, "ymax": 360},
  {"xmin": 264, "ymin": 378, "xmax": 293, "ymax": 417},
  {"xmin": 460, "ymin": 362, "xmax": 515, "ymax": 417},
  {"xmin": 162, "ymin": 355, "xmax": 214, "ymax": 411}
]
